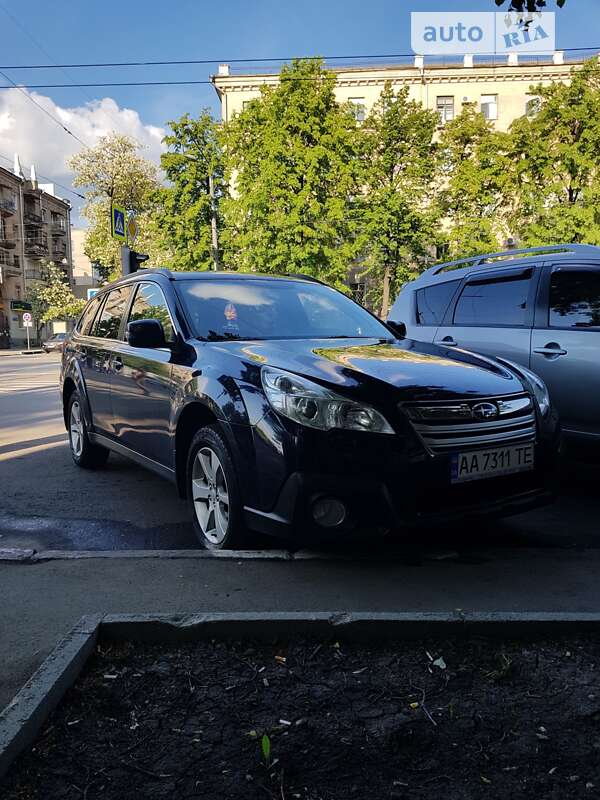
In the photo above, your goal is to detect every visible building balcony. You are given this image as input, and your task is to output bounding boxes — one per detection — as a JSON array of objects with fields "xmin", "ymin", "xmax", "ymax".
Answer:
[
  {"xmin": 51, "ymin": 218, "xmax": 67, "ymax": 234},
  {"xmin": 0, "ymin": 238, "xmax": 16, "ymax": 250},
  {"xmin": 0, "ymin": 198, "xmax": 16, "ymax": 215},
  {"xmin": 24, "ymin": 238, "xmax": 48, "ymax": 258},
  {"xmin": 24, "ymin": 210, "xmax": 42, "ymax": 225}
]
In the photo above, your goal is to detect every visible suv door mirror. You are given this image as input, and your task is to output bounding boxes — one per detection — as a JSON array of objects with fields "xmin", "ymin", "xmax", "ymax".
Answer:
[
  {"xmin": 387, "ymin": 320, "xmax": 407, "ymax": 339},
  {"xmin": 126, "ymin": 319, "xmax": 167, "ymax": 349}
]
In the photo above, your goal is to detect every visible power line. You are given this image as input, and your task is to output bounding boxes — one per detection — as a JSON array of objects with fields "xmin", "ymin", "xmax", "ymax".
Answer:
[
  {"xmin": 0, "ymin": 3, "xmax": 125, "ymax": 136},
  {"xmin": 0, "ymin": 80, "xmax": 214, "ymax": 88},
  {"xmin": 0, "ymin": 152, "xmax": 85, "ymax": 200},
  {"xmin": 1, "ymin": 46, "xmax": 598, "ymax": 71},
  {"xmin": 0, "ymin": 69, "xmax": 89, "ymax": 148}
]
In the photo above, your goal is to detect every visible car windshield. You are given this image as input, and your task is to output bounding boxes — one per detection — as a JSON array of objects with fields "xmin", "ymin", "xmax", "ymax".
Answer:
[{"xmin": 177, "ymin": 278, "xmax": 391, "ymax": 341}]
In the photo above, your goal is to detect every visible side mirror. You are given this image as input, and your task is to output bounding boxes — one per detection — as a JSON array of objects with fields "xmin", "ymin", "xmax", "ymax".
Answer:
[
  {"xmin": 387, "ymin": 320, "xmax": 407, "ymax": 339},
  {"xmin": 126, "ymin": 319, "xmax": 167, "ymax": 349}
]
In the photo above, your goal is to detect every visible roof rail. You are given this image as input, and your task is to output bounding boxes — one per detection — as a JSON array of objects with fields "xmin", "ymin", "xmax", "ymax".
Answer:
[
  {"xmin": 429, "ymin": 244, "xmax": 600, "ymax": 277},
  {"xmin": 287, "ymin": 273, "xmax": 325, "ymax": 284}
]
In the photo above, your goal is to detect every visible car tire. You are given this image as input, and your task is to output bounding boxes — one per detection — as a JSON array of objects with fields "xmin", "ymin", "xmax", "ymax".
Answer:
[
  {"xmin": 67, "ymin": 391, "xmax": 109, "ymax": 469},
  {"xmin": 187, "ymin": 425, "xmax": 248, "ymax": 550}
]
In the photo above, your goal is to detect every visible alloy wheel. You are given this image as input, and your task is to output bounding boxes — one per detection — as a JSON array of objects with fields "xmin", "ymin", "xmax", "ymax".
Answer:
[
  {"xmin": 69, "ymin": 401, "xmax": 83, "ymax": 458},
  {"xmin": 191, "ymin": 446, "xmax": 230, "ymax": 544}
]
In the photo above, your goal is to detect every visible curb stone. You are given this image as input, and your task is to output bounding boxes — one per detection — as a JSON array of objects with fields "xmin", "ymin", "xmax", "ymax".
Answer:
[
  {"xmin": 0, "ymin": 549, "xmax": 35, "ymax": 562},
  {"xmin": 4, "ymin": 611, "xmax": 600, "ymax": 781}
]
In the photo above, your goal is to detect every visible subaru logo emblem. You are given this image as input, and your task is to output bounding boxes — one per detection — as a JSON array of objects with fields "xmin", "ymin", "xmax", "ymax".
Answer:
[{"xmin": 472, "ymin": 402, "xmax": 499, "ymax": 420}]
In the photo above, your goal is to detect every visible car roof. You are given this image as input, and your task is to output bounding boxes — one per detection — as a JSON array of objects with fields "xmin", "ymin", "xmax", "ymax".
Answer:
[
  {"xmin": 94, "ymin": 270, "xmax": 325, "ymax": 293},
  {"xmin": 413, "ymin": 244, "xmax": 600, "ymax": 287}
]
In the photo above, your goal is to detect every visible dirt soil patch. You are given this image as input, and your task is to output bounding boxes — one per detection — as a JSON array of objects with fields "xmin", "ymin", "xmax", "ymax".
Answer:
[{"xmin": 3, "ymin": 635, "xmax": 600, "ymax": 799}]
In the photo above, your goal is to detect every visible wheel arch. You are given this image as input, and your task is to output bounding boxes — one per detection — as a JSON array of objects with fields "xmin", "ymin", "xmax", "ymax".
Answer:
[{"xmin": 174, "ymin": 401, "xmax": 219, "ymax": 498}]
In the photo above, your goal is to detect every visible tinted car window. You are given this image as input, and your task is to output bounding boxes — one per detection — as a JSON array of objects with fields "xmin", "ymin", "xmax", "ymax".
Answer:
[
  {"xmin": 128, "ymin": 282, "xmax": 175, "ymax": 342},
  {"xmin": 76, "ymin": 295, "xmax": 103, "ymax": 336},
  {"xmin": 453, "ymin": 271, "xmax": 532, "ymax": 327},
  {"xmin": 93, "ymin": 287, "xmax": 132, "ymax": 340},
  {"xmin": 178, "ymin": 279, "xmax": 390, "ymax": 341},
  {"xmin": 416, "ymin": 280, "xmax": 460, "ymax": 325},
  {"xmin": 549, "ymin": 269, "xmax": 600, "ymax": 329}
]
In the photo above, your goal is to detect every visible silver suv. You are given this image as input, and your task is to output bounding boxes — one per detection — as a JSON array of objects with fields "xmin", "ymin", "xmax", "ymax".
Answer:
[{"xmin": 388, "ymin": 245, "xmax": 600, "ymax": 445}]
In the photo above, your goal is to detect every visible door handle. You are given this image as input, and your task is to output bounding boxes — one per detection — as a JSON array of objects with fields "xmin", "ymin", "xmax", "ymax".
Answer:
[
  {"xmin": 436, "ymin": 336, "xmax": 458, "ymax": 347},
  {"xmin": 113, "ymin": 357, "xmax": 124, "ymax": 372},
  {"xmin": 533, "ymin": 344, "xmax": 567, "ymax": 357}
]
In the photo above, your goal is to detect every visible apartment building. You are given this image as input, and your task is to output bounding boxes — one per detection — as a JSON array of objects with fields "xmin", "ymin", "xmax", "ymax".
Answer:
[
  {"xmin": 0, "ymin": 158, "xmax": 73, "ymax": 348},
  {"xmin": 211, "ymin": 51, "xmax": 582, "ymax": 131},
  {"xmin": 71, "ymin": 228, "xmax": 100, "ymax": 300}
]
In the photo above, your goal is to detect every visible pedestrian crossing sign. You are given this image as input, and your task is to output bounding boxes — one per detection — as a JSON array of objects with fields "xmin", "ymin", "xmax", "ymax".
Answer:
[{"xmin": 111, "ymin": 204, "xmax": 126, "ymax": 242}]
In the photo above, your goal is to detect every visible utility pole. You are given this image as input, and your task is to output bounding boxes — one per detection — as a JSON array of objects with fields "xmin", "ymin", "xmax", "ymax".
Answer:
[{"xmin": 208, "ymin": 174, "xmax": 219, "ymax": 271}]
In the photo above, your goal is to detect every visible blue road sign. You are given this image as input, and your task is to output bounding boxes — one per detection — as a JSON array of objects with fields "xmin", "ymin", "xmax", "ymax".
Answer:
[{"xmin": 111, "ymin": 204, "xmax": 126, "ymax": 242}]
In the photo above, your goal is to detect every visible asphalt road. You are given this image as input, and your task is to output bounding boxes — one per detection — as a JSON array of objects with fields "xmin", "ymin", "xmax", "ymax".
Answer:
[{"xmin": 1, "ymin": 351, "xmax": 599, "ymax": 555}]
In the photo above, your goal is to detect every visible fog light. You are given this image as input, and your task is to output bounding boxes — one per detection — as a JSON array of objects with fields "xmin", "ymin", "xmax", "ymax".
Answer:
[{"xmin": 311, "ymin": 496, "xmax": 347, "ymax": 528}]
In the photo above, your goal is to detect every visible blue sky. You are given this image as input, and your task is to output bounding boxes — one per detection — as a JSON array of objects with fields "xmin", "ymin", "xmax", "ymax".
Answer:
[{"xmin": 0, "ymin": 0, "xmax": 598, "ymax": 221}]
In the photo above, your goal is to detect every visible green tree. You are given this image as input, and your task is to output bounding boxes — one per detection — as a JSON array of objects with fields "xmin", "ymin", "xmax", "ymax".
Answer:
[
  {"xmin": 155, "ymin": 111, "xmax": 223, "ymax": 271},
  {"xmin": 221, "ymin": 58, "xmax": 362, "ymax": 288},
  {"xmin": 26, "ymin": 262, "xmax": 85, "ymax": 341},
  {"xmin": 360, "ymin": 83, "xmax": 440, "ymax": 316},
  {"xmin": 508, "ymin": 58, "xmax": 600, "ymax": 246},
  {"xmin": 68, "ymin": 134, "xmax": 164, "ymax": 281},
  {"xmin": 437, "ymin": 106, "xmax": 512, "ymax": 258}
]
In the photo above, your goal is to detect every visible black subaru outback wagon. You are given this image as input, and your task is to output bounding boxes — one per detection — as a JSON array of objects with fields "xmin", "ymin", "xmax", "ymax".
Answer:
[{"xmin": 61, "ymin": 270, "xmax": 560, "ymax": 549}]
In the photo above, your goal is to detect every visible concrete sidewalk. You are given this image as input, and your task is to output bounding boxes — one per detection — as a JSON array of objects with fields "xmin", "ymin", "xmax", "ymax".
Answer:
[{"xmin": 2, "ymin": 546, "xmax": 600, "ymax": 714}]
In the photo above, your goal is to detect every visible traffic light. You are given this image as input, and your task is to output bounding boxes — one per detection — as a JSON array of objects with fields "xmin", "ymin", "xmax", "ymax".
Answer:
[{"xmin": 121, "ymin": 246, "xmax": 149, "ymax": 276}]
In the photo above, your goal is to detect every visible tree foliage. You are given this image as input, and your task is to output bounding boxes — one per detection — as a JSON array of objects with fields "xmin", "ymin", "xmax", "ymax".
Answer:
[
  {"xmin": 494, "ymin": 0, "xmax": 565, "ymax": 10},
  {"xmin": 26, "ymin": 262, "xmax": 85, "ymax": 329},
  {"xmin": 437, "ymin": 106, "xmax": 512, "ymax": 258},
  {"xmin": 508, "ymin": 58, "xmax": 600, "ymax": 246},
  {"xmin": 68, "ymin": 134, "xmax": 163, "ymax": 281},
  {"xmin": 155, "ymin": 111, "xmax": 224, "ymax": 271},
  {"xmin": 221, "ymin": 58, "xmax": 362, "ymax": 288},
  {"xmin": 359, "ymin": 83, "xmax": 440, "ymax": 314}
]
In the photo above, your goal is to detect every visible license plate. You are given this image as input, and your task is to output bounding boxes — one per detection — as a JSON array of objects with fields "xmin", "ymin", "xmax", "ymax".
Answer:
[{"xmin": 450, "ymin": 443, "xmax": 535, "ymax": 484}]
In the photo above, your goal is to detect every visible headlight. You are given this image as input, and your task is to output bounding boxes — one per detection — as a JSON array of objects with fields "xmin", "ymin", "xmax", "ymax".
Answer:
[
  {"xmin": 261, "ymin": 367, "xmax": 394, "ymax": 434},
  {"xmin": 502, "ymin": 359, "xmax": 550, "ymax": 417}
]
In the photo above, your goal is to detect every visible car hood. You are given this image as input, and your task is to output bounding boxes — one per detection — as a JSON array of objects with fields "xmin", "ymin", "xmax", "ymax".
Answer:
[{"xmin": 215, "ymin": 337, "xmax": 525, "ymax": 402}]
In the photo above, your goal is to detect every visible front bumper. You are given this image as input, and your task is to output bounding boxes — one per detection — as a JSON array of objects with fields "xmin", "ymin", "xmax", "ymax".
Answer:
[{"xmin": 243, "ymin": 440, "xmax": 560, "ymax": 541}]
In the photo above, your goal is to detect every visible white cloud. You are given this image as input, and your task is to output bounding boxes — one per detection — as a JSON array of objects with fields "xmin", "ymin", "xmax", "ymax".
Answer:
[{"xmin": 0, "ymin": 88, "xmax": 166, "ymax": 221}]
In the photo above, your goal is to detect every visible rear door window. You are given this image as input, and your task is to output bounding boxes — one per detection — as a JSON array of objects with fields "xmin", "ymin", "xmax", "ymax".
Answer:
[
  {"xmin": 549, "ymin": 268, "xmax": 600, "ymax": 329},
  {"xmin": 416, "ymin": 280, "xmax": 461, "ymax": 325},
  {"xmin": 92, "ymin": 286, "xmax": 133, "ymax": 340},
  {"xmin": 76, "ymin": 295, "xmax": 103, "ymax": 336},
  {"xmin": 453, "ymin": 270, "xmax": 533, "ymax": 327}
]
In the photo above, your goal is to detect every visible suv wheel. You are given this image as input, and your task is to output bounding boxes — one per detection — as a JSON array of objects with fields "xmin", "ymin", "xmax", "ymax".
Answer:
[
  {"xmin": 187, "ymin": 425, "xmax": 247, "ymax": 550},
  {"xmin": 67, "ymin": 391, "xmax": 109, "ymax": 469}
]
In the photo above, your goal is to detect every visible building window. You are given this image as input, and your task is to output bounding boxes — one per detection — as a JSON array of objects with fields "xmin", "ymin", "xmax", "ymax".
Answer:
[
  {"xmin": 436, "ymin": 96, "xmax": 454, "ymax": 126},
  {"xmin": 349, "ymin": 98, "xmax": 366, "ymax": 123},
  {"xmin": 481, "ymin": 94, "xmax": 498, "ymax": 121},
  {"xmin": 526, "ymin": 96, "xmax": 541, "ymax": 117}
]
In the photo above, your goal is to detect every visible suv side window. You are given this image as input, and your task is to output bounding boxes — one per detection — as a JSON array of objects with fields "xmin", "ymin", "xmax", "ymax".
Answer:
[
  {"xmin": 416, "ymin": 280, "xmax": 461, "ymax": 325},
  {"xmin": 93, "ymin": 286, "xmax": 133, "ymax": 340},
  {"xmin": 549, "ymin": 268, "xmax": 600, "ymax": 329},
  {"xmin": 76, "ymin": 295, "xmax": 103, "ymax": 336},
  {"xmin": 453, "ymin": 270, "xmax": 532, "ymax": 327},
  {"xmin": 128, "ymin": 282, "xmax": 175, "ymax": 342}
]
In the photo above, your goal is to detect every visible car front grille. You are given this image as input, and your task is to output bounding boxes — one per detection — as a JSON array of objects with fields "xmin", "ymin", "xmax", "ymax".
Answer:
[{"xmin": 402, "ymin": 394, "xmax": 537, "ymax": 454}]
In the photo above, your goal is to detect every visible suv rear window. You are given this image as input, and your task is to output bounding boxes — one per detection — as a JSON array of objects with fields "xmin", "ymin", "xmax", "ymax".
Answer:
[
  {"xmin": 416, "ymin": 280, "xmax": 460, "ymax": 325},
  {"xmin": 93, "ymin": 287, "xmax": 132, "ymax": 340},
  {"xmin": 549, "ymin": 269, "xmax": 600, "ymax": 329},
  {"xmin": 453, "ymin": 271, "xmax": 532, "ymax": 327}
]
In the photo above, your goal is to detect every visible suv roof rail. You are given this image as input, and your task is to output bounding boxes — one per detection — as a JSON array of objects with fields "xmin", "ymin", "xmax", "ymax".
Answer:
[
  {"xmin": 287, "ymin": 273, "xmax": 326, "ymax": 284},
  {"xmin": 428, "ymin": 244, "xmax": 600, "ymax": 277}
]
